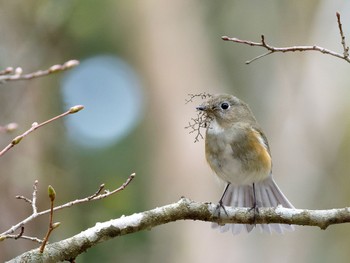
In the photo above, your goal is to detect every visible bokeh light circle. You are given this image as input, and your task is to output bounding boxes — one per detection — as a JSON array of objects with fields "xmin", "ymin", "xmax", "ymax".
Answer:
[{"xmin": 61, "ymin": 55, "xmax": 144, "ymax": 148}]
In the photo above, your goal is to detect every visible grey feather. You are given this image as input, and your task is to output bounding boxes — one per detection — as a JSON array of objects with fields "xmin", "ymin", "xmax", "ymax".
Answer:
[{"xmin": 212, "ymin": 176, "xmax": 294, "ymax": 234}]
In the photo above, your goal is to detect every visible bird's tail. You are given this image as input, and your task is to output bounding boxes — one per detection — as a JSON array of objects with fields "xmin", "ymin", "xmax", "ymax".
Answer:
[{"xmin": 212, "ymin": 176, "xmax": 294, "ymax": 234}]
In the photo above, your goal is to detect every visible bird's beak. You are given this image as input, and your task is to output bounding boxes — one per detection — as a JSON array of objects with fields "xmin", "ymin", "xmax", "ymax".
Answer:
[{"xmin": 196, "ymin": 105, "xmax": 207, "ymax": 111}]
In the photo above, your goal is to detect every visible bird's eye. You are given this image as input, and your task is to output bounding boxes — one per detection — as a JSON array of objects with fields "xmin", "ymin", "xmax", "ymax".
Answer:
[{"xmin": 220, "ymin": 102, "xmax": 230, "ymax": 110}]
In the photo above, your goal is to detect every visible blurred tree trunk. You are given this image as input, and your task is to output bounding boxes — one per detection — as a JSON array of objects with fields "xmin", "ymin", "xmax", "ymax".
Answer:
[{"xmin": 136, "ymin": 1, "xmax": 226, "ymax": 262}]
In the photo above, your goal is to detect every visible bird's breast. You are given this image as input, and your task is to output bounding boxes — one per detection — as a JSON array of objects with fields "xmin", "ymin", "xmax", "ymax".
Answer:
[{"xmin": 205, "ymin": 121, "xmax": 271, "ymax": 185}]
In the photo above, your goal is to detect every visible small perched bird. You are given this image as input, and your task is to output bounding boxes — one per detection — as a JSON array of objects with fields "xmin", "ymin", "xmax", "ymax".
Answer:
[{"xmin": 197, "ymin": 94, "xmax": 294, "ymax": 234}]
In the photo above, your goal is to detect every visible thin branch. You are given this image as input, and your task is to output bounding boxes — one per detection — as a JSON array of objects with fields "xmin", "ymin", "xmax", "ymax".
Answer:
[
  {"xmin": 87, "ymin": 184, "xmax": 105, "ymax": 200},
  {"xmin": 336, "ymin": 12, "xmax": 349, "ymax": 58},
  {"xmin": 3, "ymin": 235, "xmax": 42, "ymax": 243},
  {"xmin": 185, "ymin": 112, "xmax": 211, "ymax": 142},
  {"xmin": 8, "ymin": 197, "xmax": 350, "ymax": 262},
  {"xmin": 14, "ymin": 227, "xmax": 24, "ymax": 240},
  {"xmin": 40, "ymin": 186, "xmax": 58, "ymax": 253},
  {"xmin": 222, "ymin": 12, "xmax": 350, "ymax": 64},
  {"xmin": 84, "ymin": 173, "xmax": 135, "ymax": 202},
  {"xmin": 185, "ymin": 92, "xmax": 212, "ymax": 104},
  {"xmin": 0, "ymin": 105, "xmax": 84, "ymax": 157},
  {"xmin": 15, "ymin": 195, "xmax": 32, "ymax": 204},
  {"xmin": 1, "ymin": 225, "xmax": 43, "ymax": 243},
  {"xmin": 0, "ymin": 173, "xmax": 135, "ymax": 237},
  {"xmin": 185, "ymin": 93, "xmax": 212, "ymax": 142},
  {"xmin": 0, "ymin": 60, "xmax": 79, "ymax": 84},
  {"xmin": 32, "ymin": 180, "xmax": 38, "ymax": 214},
  {"xmin": 15, "ymin": 180, "xmax": 39, "ymax": 212}
]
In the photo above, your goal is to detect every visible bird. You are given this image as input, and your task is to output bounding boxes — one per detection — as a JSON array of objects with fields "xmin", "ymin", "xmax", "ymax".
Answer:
[{"xmin": 196, "ymin": 94, "xmax": 294, "ymax": 234}]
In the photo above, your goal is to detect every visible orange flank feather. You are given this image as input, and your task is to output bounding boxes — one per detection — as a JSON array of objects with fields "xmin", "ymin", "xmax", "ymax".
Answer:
[{"xmin": 248, "ymin": 129, "xmax": 272, "ymax": 173}]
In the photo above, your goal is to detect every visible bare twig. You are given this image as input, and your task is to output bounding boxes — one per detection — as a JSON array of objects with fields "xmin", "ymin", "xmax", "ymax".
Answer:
[
  {"xmin": 14, "ymin": 227, "xmax": 24, "ymax": 240},
  {"xmin": 336, "ymin": 12, "xmax": 349, "ymax": 58},
  {"xmin": 2, "ymin": 226, "xmax": 43, "ymax": 243},
  {"xmin": 15, "ymin": 180, "xmax": 38, "ymax": 211},
  {"xmin": 88, "ymin": 184, "xmax": 105, "ymax": 200},
  {"xmin": 185, "ymin": 112, "xmax": 211, "ymax": 142},
  {"xmin": 0, "ymin": 60, "xmax": 79, "ymax": 84},
  {"xmin": 40, "ymin": 186, "xmax": 59, "ymax": 253},
  {"xmin": 83, "ymin": 173, "xmax": 135, "ymax": 202},
  {"xmin": 0, "ymin": 173, "xmax": 136, "ymax": 238},
  {"xmin": 185, "ymin": 93, "xmax": 212, "ymax": 142},
  {"xmin": 3, "ymin": 235, "xmax": 42, "ymax": 243},
  {"xmin": 185, "ymin": 92, "xmax": 212, "ymax": 104},
  {"xmin": 0, "ymin": 105, "xmax": 84, "ymax": 157},
  {"xmin": 15, "ymin": 195, "xmax": 32, "ymax": 204},
  {"xmin": 222, "ymin": 12, "xmax": 350, "ymax": 64},
  {"xmin": 32, "ymin": 180, "xmax": 39, "ymax": 214}
]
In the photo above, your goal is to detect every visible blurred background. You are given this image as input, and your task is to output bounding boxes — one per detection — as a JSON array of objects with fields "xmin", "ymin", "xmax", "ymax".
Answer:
[{"xmin": 1, "ymin": 0, "xmax": 350, "ymax": 262}]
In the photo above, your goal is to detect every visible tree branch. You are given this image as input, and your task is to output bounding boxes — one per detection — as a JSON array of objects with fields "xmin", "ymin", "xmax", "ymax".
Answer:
[
  {"xmin": 0, "ymin": 105, "xmax": 84, "ymax": 157},
  {"xmin": 7, "ymin": 198, "xmax": 350, "ymax": 262},
  {"xmin": 1, "ymin": 174, "xmax": 136, "ymax": 238},
  {"xmin": 0, "ymin": 60, "xmax": 79, "ymax": 84},
  {"xmin": 222, "ymin": 12, "xmax": 350, "ymax": 64}
]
